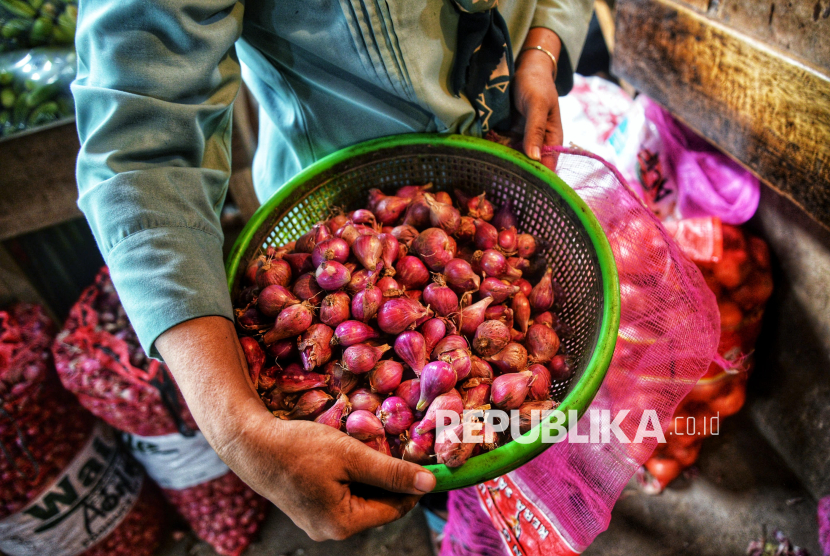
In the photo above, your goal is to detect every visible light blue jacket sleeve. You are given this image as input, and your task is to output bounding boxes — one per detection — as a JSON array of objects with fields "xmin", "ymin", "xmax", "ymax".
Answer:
[{"xmin": 72, "ymin": 0, "xmax": 244, "ymax": 356}]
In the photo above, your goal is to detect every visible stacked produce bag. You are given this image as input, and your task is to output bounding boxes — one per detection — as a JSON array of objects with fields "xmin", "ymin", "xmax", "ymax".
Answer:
[
  {"xmin": 0, "ymin": 303, "xmax": 163, "ymax": 556},
  {"xmin": 53, "ymin": 268, "xmax": 269, "ymax": 556}
]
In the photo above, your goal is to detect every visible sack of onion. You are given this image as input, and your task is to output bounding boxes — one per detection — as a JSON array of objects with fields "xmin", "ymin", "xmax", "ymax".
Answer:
[
  {"xmin": 640, "ymin": 221, "xmax": 773, "ymax": 492},
  {"xmin": 0, "ymin": 303, "xmax": 163, "ymax": 556},
  {"xmin": 52, "ymin": 269, "xmax": 269, "ymax": 556},
  {"xmin": 234, "ymin": 185, "xmax": 571, "ymax": 469}
]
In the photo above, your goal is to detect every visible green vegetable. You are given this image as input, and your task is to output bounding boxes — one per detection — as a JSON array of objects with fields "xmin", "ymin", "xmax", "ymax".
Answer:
[
  {"xmin": 51, "ymin": 20, "xmax": 72, "ymax": 42},
  {"xmin": 26, "ymin": 99, "xmax": 58, "ymax": 125},
  {"xmin": 29, "ymin": 15, "xmax": 52, "ymax": 41},
  {"xmin": 0, "ymin": 109, "xmax": 10, "ymax": 126},
  {"xmin": 1, "ymin": 86, "xmax": 15, "ymax": 108},
  {"xmin": 12, "ymin": 91, "xmax": 28, "ymax": 124},
  {"xmin": 25, "ymin": 80, "xmax": 59, "ymax": 107},
  {"xmin": 27, "ymin": 0, "xmax": 43, "ymax": 10},
  {"xmin": 0, "ymin": 69, "xmax": 12, "ymax": 85},
  {"xmin": 0, "ymin": 0, "xmax": 37, "ymax": 18},
  {"xmin": 1, "ymin": 18, "xmax": 31, "ymax": 39}
]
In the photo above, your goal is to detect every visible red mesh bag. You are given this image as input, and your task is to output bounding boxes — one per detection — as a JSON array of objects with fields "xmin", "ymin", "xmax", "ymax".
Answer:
[
  {"xmin": 440, "ymin": 144, "xmax": 721, "ymax": 555},
  {"xmin": 640, "ymin": 220, "xmax": 773, "ymax": 490},
  {"xmin": 0, "ymin": 303, "xmax": 162, "ymax": 556},
  {"xmin": 52, "ymin": 269, "xmax": 269, "ymax": 556}
]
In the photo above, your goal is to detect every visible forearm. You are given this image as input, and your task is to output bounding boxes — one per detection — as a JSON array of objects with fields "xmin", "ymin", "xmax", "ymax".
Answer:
[
  {"xmin": 520, "ymin": 27, "xmax": 562, "ymax": 71},
  {"xmin": 155, "ymin": 316, "xmax": 264, "ymax": 456}
]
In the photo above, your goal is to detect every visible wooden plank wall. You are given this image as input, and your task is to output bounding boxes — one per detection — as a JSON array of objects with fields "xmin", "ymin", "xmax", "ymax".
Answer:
[{"xmin": 614, "ymin": 0, "xmax": 830, "ymax": 229}]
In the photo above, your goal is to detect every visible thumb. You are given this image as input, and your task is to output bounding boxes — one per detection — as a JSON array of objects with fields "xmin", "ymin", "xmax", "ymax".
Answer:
[
  {"xmin": 345, "ymin": 441, "xmax": 436, "ymax": 495},
  {"xmin": 522, "ymin": 98, "xmax": 548, "ymax": 161}
]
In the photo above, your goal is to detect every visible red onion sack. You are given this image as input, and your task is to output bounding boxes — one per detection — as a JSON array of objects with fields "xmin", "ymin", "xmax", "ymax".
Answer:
[
  {"xmin": 0, "ymin": 303, "xmax": 163, "ymax": 556},
  {"xmin": 52, "ymin": 269, "xmax": 269, "ymax": 556}
]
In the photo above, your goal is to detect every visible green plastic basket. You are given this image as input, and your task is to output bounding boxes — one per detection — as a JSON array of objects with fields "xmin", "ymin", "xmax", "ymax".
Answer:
[{"xmin": 226, "ymin": 134, "xmax": 620, "ymax": 492}]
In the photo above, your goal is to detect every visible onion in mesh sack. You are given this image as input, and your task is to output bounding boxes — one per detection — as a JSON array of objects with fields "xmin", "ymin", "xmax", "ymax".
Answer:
[{"xmin": 52, "ymin": 269, "xmax": 269, "ymax": 556}]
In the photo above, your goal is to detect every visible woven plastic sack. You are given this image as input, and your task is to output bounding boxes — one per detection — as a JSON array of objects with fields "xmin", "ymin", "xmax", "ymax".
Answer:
[
  {"xmin": 441, "ymin": 145, "xmax": 720, "ymax": 555},
  {"xmin": 0, "ymin": 303, "xmax": 162, "ymax": 556},
  {"xmin": 641, "ymin": 221, "xmax": 773, "ymax": 490},
  {"xmin": 606, "ymin": 96, "xmax": 760, "ymax": 224},
  {"xmin": 52, "ymin": 269, "xmax": 269, "ymax": 556}
]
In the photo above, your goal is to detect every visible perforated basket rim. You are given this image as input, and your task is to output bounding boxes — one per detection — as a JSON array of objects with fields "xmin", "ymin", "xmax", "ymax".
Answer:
[{"xmin": 226, "ymin": 134, "xmax": 620, "ymax": 491}]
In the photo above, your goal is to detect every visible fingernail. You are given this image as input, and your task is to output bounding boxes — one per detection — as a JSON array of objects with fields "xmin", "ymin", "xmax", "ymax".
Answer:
[
  {"xmin": 414, "ymin": 471, "xmax": 436, "ymax": 493},
  {"xmin": 530, "ymin": 146, "xmax": 541, "ymax": 160}
]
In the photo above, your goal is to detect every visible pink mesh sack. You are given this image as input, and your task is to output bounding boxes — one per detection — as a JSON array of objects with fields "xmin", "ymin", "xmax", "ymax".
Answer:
[
  {"xmin": 52, "ymin": 269, "xmax": 269, "ymax": 556},
  {"xmin": 441, "ymin": 145, "xmax": 720, "ymax": 555},
  {"xmin": 0, "ymin": 303, "xmax": 163, "ymax": 556}
]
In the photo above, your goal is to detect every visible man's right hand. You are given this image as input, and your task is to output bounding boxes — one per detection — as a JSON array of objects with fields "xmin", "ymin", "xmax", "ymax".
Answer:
[{"xmin": 155, "ymin": 315, "xmax": 436, "ymax": 541}]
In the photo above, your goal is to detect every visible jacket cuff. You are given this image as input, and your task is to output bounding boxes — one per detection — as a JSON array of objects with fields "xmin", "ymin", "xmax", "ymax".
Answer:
[{"xmin": 105, "ymin": 225, "xmax": 234, "ymax": 358}]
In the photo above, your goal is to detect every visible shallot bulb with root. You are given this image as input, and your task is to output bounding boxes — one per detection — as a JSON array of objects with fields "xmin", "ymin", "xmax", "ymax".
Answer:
[
  {"xmin": 525, "ymin": 323, "xmax": 560, "ymax": 364},
  {"xmin": 394, "ymin": 331, "xmax": 427, "ymax": 374},
  {"xmin": 378, "ymin": 298, "xmax": 431, "ymax": 335},
  {"xmin": 491, "ymin": 370, "xmax": 534, "ymax": 410},
  {"xmin": 346, "ymin": 409, "xmax": 385, "ymax": 441},
  {"xmin": 314, "ymin": 393, "xmax": 351, "ymax": 430},
  {"xmin": 257, "ymin": 285, "xmax": 300, "ymax": 317},
  {"xmin": 411, "ymin": 228, "xmax": 454, "ymax": 271},
  {"xmin": 459, "ymin": 297, "xmax": 493, "ymax": 336},
  {"xmin": 263, "ymin": 303, "xmax": 314, "ymax": 345},
  {"xmin": 484, "ymin": 342, "xmax": 528, "ymax": 374},
  {"xmin": 467, "ymin": 193, "xmax": 494, "ymax": 221},
  {"xmin": 320, "ymin": 291, "xmax": 351, "ymax": 327},
  {"xmin": 311, "ymin": 238, "xmax": 350, "ymax": 268},
  {"xmin": 402, "ymin": 422, "xmax": 435, "ymax": 464},
  {"xmin": 424, "ymin": 193, "xmax": 461, "ymax": 235},
  {"xmin": 240, "ymin": 337, "xmax": 265, "ymax": 389},
  {"xmin": 423, "ymin": 277, "xmax": 459, "ymax": 317},
  {"xmin": 443, "ymin": 258, "xmax": 481, "ymax": 293},
  {"xmin": 416, "ymin": 389, "xmax": 463, "ymax": 434},
  {"xmin": 350, "ymin": 388, "xmax": 382, "ymax": 413},
  {"xmin": 376, "ymin": 396, "xmax": 414, "ymax": 436},
  {"xmin": 331, "ymin": 320, "xmax": 379, "ymax": 347},
  {"xmin": 416, "ymin": 361, "xmax": 457, "ymax": 411},
  {"xmin": 472, "ymin": 320, "xmax": 511, "ymax": 357},
  {"xmin": 342, "ymin": 343, "xmax": 390, "ymax": 374},
  {"xmin": 528, "ymin": 267, "xmax": 555, "ymax": 312},
  {"xmin": 394, "ymin": 378, "xmax": 421, "ymax": 411},
  {"xmin": 527, "ymin": 364, "xmax": 552, "ymax": 401},
  {"xmin": 368, "ymin": 360, "xmax": 404, "ymax": 395},
  {"xmin": 256, "ymin": 258, "xmax": 293, "ymax": 289},
  {"xmin": 298, "ymin": 324, "xmax": 334, "ymax": 371}
]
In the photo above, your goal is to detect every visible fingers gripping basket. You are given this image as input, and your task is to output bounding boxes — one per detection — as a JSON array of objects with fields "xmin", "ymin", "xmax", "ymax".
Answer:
[{"xmin": 226, "ymin": 134, "xmax": 620, "ymax": 491}]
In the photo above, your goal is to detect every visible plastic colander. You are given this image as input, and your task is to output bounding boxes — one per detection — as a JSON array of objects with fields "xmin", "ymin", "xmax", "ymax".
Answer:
[{"xmin": 226, "ymin": 134, "xmax": 620, "ymax": 492}]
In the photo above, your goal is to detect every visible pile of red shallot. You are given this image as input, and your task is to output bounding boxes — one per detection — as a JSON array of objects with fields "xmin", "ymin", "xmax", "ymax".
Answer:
[{"xmin": 235, "ymin": 185, "xmax": 574, "ymax": 468}]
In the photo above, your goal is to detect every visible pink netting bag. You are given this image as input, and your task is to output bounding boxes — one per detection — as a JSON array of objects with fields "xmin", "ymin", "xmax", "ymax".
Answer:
[
  {"xmin": 52, "ymin": 269, "xmax": 269, "ymax": 556},
  {"xmin": 441, "ymin": 145, "xmax": 720, "ymax": 555}
]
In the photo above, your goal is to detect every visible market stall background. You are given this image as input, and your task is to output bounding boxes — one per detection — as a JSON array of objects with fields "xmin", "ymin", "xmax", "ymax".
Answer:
[{"xmin": 0, "ymin": 0, "xmax": 828, "ymax": 555}]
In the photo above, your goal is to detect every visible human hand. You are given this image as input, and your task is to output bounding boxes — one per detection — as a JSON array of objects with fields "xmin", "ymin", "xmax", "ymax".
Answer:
[
  {"xmin": 156, "ymin": 316, "xmax": 436, "ymax": 541},
  {"xmin": 513, "ymin": 28, "xmax": 564, "ymax": 162},
  {"xmin": 220, "ymin": 414, "xmax": 435, "ymax": 540}
]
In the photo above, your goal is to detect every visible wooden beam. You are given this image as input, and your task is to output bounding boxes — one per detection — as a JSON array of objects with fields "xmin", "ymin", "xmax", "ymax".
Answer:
[
  {"xmin": 0, "ymin": 123, "xmax": 83, "ymax": 240},
  {"xmin": 614, "ymin": 0, "xmax": 830, "ymax": 229}
]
